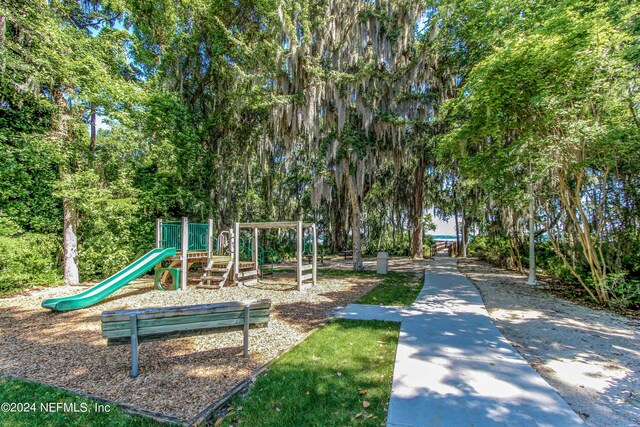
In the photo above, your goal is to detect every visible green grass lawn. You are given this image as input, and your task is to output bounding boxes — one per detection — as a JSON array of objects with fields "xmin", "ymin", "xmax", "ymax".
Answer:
[
  {"xmin": 0, "ymin": 378, "xmax": 166, "ymax": 427},
  {"xmin": 357, "ymin": 272, "xmax": 423, "ymax": 306},
  {"xmin": 273, "ymin": 268, "xmax": 380, "ymax": 277},
  {"xmin": 220, "ymin": 319, "xmax": 400, "ymax": 427},
  {"xmin": 275, "ymin": 268, "xmax": 422, "ymax": 305},
  {"xmin": 316, "ymin": 268, "xmax": 381, "ymax": 277}
]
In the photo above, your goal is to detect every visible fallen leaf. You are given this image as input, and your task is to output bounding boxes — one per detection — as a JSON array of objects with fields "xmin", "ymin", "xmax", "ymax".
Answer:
[
  {"xmin": 276, "ymin": 407, "xmax": 281, "ymax": 412},
  {"xmin": 363, "ymin": 401, "xmax": 371, "ymax": 408},
  {"xmin": 214, "ymin": 417, "xmax": 224, "ymax": 427},
  {"xmin": 355, "ymin": 412, "xmax": 364, "ymax": 418},
  {"xmin": 337, "ymin": 372, "xmax": 342, "ymax": 377},
  {"xmin": 359, "ymin": 389, "xmax": 367, "ymax": 395}
]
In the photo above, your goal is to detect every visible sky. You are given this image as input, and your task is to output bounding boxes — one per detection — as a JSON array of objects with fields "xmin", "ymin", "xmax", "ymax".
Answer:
[{"xmin": 431, "ymin": 215, "xmax": 457, "ymax": 236}]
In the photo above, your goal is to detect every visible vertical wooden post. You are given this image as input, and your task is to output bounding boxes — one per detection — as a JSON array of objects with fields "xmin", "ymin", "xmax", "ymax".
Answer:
[
  {"xmin": 234, "ymin": 222, "xmax": 240, "ymax": 285},
  {"xmin": 181, "ymin": 217, "xmax": 188, "ymax": 291},
  {"xmin": 312, "ymin": 223, "xmax": 317, "ymax": 287},
  {"xmin": 207, "ymin": 218, "xmax": 214, "ymax": 259},
  {"xmin": 155, "ymin": 218, "xmax": 163, "ymax": 273},
  {"xmin": 243, "ymin": 304, "xmax": 250, "ymax": 358},
  {"xmin": 155, "ymin": 218, "xmax": 162, "ymax": 248},
  {"xmin": 253, "ymin": 228, "xmax": 259, "ymax": 274},
  {"xmin": 130, "ymin": 314, "xmax": 139, "ymax": 377},
  {"xmin": 297, "ymin": 220, "xmax": 303, "ymax": 291}
]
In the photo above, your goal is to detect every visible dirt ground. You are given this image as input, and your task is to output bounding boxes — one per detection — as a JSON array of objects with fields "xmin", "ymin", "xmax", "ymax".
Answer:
[
  {"xmin": 459, "ymin": 258, "xmax": 640, "ymax": 427},
  {"xmin": 0, "ymin": 270, "xmax": 380, "ymax": 422}
]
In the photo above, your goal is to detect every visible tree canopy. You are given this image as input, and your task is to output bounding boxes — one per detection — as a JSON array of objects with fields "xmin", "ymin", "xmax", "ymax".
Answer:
[{"xmin": 1, "ymin": 0, "xmax": 638, "ymax": 307}]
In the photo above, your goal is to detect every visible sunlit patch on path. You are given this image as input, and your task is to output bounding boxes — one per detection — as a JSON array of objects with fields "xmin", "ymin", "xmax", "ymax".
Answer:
[{"xmin": 335, "ymin": 257, "xmax": 584, "ymax": 427}]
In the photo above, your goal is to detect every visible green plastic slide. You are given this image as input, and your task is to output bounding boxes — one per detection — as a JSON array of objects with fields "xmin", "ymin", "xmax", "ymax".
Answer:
[{"xmin": 42, "ymin": 247, "xmax": 177, "ymax": 312}]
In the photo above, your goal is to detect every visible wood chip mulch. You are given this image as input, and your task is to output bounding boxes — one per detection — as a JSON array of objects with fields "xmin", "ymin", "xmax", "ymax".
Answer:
[{"xmin": 0, "ymin": 273, "xmax": 380, "ymax": 421}]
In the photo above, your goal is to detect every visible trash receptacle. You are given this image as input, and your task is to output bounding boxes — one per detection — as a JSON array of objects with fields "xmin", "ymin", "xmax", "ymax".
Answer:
[{"xmin": 377, "ymin": 252, "xmax": 389, "ymax": 274}]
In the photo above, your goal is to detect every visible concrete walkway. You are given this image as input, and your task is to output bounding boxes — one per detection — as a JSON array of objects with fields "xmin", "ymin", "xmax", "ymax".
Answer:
[{"xmin": 334, "ymin": 257, "xmax": 585, "ymax": 427}]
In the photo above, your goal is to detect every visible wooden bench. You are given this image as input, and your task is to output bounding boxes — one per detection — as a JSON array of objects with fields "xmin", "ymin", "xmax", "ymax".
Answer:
[
  {"xmin": 305, "ymin": 253, "xmax": 324, "ymax": 264},
  {"xmin": 101, "ymin": 299, "xmax": 271, "ymax": 377},
  {"xmin": 340, "ymin": 250, "xmax": 353, "ymax": 260}
]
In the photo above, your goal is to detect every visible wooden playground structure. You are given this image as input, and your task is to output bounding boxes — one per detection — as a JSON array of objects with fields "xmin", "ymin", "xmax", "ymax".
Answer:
[{"xmin": 155, "ymin": 219, "xmax": 318, "ymax": 291}]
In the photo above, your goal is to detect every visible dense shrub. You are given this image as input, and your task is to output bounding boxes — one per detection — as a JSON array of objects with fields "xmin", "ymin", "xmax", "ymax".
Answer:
[
  {"xmin": 78, "ymin": 200, "xmax": 154, "ymax": 280},
  {"xmin": 0, "ymin": 218, "xmax": 60, "ymax": 295},
  {"xmin": 467, "ymin": 236, "xmax": 512, "ymax": 267}
]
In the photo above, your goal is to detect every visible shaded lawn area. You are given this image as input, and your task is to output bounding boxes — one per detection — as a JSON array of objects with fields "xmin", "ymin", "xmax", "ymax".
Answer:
[
  {"xmin": 274, "ymin": 269, "xmax": 422, "ymax": 305},
  {"xmin": 357, "ymin": 272, "xmax": 422, "ymax": 306},
  {"xmin": 273, "ymin": 268, "xmax": 379, "ymax": 277},
  {"xmin": 0, "ymin": 378, "xmax": 166, "ymax": 427},
  {"xmin": 221, "ymin": 319, "xmax": 400, "ymax": 427}
]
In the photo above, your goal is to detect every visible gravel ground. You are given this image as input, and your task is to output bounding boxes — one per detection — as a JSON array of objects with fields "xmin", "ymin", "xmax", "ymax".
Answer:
[
  {"xmin": 459, "ymin": 258, "xmax": 640, "ymax": 427},
  {"xmin": 0, "ymin": 272, "xmax": 380, "ymax": 421}
]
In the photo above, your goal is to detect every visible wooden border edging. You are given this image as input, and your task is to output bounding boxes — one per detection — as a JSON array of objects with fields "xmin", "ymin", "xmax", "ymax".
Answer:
[
  {"xmin": 0, "ymin": 372, "xmax": 189, "ymax": 425},
  {"xmin": 186, "ymin": 316, "xmax": 335, "ymax": 426},
  {"xmin": 0, "ymin": 319, "xmax": 325, "ymax": 426}
]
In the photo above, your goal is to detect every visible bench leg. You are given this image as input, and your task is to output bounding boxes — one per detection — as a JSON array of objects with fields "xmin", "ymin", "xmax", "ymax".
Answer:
[
  {"xmin": 130, "ymin": 314, "xmax": 139, "ymax": 378},
  {"xmin": 243, "ymin": 304, "xmax": 249, "ymax": 358}
]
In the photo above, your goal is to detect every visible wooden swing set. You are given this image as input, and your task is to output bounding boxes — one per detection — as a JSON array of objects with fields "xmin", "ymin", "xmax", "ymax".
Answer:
[{"xmin": 155, "ymin": 219, "xmax": 317, "ymax": 291}]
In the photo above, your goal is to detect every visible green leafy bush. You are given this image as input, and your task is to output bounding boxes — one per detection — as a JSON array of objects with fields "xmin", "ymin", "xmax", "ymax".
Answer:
[
  {"xmin": 467, "ymin": 235, "xmax": 512, "ymax": 267},
  {"xmin": 0, "ymin": 217, "xmax": 60, "ymax": 295},
  {"xmin": 78, "ymin": 198, "xmax": 152, "ymax": 280}
]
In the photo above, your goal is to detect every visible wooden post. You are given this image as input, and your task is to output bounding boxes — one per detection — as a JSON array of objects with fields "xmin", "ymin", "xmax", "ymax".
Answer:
[
  {"xmin": 312, "ymin": 223, "xmax": 317, "ymax": 287},
  {"xmin": 130, "ymin": 314, "xmax": 139, "ymax": 377},
  {"xmin": 243, "ymin": 304, "xmax": 250, "ymax": 358},
  {"xmin": 207, "ymin": 218, "xmax": 214, "ymax": 259},
  {"xmin": 181, "ymin": 217, "xmax": 188, "ymax": 291},
  {"xmin": 155, "ymin": 218, "xmax": 162, "ymax": 248},
  {"xmin": 234, "ymin": 222, "xmax": 240, "ymax": 285},
  {"xmin": 297, "ymin": 220, "xmax": 303, "ymax": 291},
  {"xmin": 253, "ymin": 228, "xmax": 259, "ymax": 274},
  {"xmin": 155, "ymin": 218, "xmax": 163, "ymax": 273}
]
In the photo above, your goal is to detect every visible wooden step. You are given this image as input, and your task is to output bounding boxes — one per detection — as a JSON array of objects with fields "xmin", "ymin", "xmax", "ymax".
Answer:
[
  {"xmin": 205, "ymin": 267, "xmax": 228, "ymax": 273},
  {"xmin": 301, "ymin": 273, "xmax": 313, "ymax": 282},
  {"xmin": 190, "ymin": 276, "xmax": 224, "ymax": 282},
  {"xmin": 300, "ymin": 264, "xmax": 313, "ymax": 271},
  {"xmin": 238, "ymin": 278, "xmax": 258, "ymax": 287}
]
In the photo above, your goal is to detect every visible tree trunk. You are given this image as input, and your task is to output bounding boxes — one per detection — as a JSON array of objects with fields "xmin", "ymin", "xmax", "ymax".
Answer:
[
  {"xmin": 89, "ymin": 105, "xmax": 97, "ymax": 155},
  {"xmin": 0, "ymin": 17, "xmax": 6, "ymax": 58},
  {"xmin": 462, "ymin": 214, "xmax": 470, "ymax": 258},
  {"xmin": 411, "ymin": 154, "xmax": 426, "ymax": 259},
  {"xmin": 63, "ymin": 197, "xmax": 80, "ymax": 284},
  {"xmin": 331, "ymin": 206, "xmax": 342, "ymax": 254},
  {"xmin": 52, "ymin": 88, "xmax": 80, "ymax": 284},
  {"xmin": 348, "ymin": 176, "xmax": 364, "ymax": 271}
]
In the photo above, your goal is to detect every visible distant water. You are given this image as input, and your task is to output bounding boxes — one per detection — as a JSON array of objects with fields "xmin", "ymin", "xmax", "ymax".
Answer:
[{"xmin": 428, "ymin": 234, "xmax": 458, "ymax": 241}]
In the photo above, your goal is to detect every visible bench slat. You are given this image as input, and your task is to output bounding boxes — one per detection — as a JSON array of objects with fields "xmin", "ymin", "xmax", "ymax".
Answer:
[
  {"xmin": 102, "ymin": 308, "xmax": 270, "ymax": 332},
  {"xmin": 106, "ymin": 322, "xmax": 269, "ymax": 346},
  {"xmin": 103, "ymin": 314, "xmax": 270, "ymax": 339},
  {"xmin": 101, "ymin": 299, "xmax": 271, "ymax": 323}
]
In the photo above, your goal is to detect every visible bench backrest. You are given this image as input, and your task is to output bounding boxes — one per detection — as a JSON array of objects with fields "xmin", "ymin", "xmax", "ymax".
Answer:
[{"xmin": 101, "ymin": 299, "xmax": 271, "ymax": 345}]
